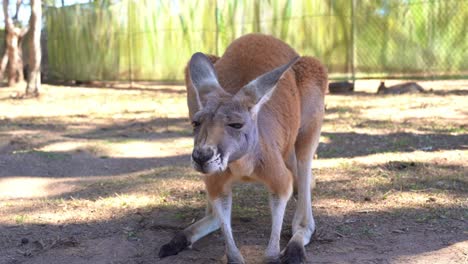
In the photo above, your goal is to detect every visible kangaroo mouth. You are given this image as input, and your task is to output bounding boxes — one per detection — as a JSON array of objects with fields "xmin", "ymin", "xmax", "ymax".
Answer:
[{"xmin": 191, "ymin": 152, "xmax": 227, "ymax": 174}]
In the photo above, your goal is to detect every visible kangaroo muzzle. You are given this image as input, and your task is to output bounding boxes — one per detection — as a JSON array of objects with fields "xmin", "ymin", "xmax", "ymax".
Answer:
[
  {"xmin": 191, "ymin": 146, "xmax": 225, "ymax": 174},
  {"xmin": 192, "ymin": 146, "xmax": 215, "ymax": 165}
]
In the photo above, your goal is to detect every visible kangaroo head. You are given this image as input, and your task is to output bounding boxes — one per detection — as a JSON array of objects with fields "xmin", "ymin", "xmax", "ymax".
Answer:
[
  {"xmin": 188, "ymin": 52, "xmax": 299, "ymax": 174},
  {"xmin": 377, "ymin": 81, "xmax": 386, "ymax": 94}
]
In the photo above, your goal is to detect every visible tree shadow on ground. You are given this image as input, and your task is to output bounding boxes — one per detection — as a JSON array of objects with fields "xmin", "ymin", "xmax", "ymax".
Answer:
[
  {"xmin": 318, "ymin": 131, "xmax": 467, "ymax": 159},
  {"xmin": 43, "ymin": 80, "xmax": 186, "ymax": 94},
  {"xmin": 0, "ymin": 151, "xmax": 190, "ymax": 178},
  {"xmin": 0, "ymin": 193, "xmax": 465, "ymax": 264},
  {"xmin": 2, "ymin": 158, "xmax": 465, "ymax": 218},
  {"xmin": 0, "ymin": 117, "xmax": 69, "ymax": 132},
  {"xmin": 326, "ymin": 89, "xmax": 468, "ymax": 97},
  {"xmin": 315, "ymin": 161, "xmax": 467, "ymax": 199},
  {"xmin": 0, "ymin": 116, "xmax": 193, "ymax": 179},
  {"xmin": 429, "ymin": 89, "xmax": 468, "ymax": 96},
  {"xmin": 0, "ymin": 116, "xmax": 192, "ymax": 140},
  {"xmin": 65, "ymin": 117, "xmax": 191, "ymax": 140}
]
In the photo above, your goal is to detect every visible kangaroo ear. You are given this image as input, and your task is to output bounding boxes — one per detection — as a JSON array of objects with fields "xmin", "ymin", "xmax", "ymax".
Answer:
[
  {"xmin": 188, "ymin": 52, "xmax": 225, "ymax": 109},
  {"xmin": 235, "ymin": 56, "xmax": 300, "ymax": 117}
]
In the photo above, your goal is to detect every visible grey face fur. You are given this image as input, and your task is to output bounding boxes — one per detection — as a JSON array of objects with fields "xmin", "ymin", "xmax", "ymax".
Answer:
[
  {"xmin": 190, "ymin": 97, "xmax": 258, "ymax": 174},
  {"xmin": 188, "ymin": 52, "xmax": 299, "ymax": 174}
]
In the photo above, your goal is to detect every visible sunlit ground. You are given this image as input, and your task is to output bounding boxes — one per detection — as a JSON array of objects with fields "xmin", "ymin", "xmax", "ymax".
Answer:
[{"xmin": 0, "ymin": 80, "xmax": 466, "ymax": 263}]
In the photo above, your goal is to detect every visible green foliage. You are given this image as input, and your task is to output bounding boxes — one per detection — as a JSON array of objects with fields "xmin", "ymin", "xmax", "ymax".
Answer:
[
  {"xmin": 353, "ymin": 0, "xmax": 468, "ymax": 78},
  {"xmin": 47, "ymin": 0, "xmax": 216, "ymax": 81},
  {"xmin": 45, "ymin": 0, "xmax": 467, "ymax": 81}
]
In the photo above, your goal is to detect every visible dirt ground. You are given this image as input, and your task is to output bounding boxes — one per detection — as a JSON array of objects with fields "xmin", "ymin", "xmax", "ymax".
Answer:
[{"xmin": 0, "ymin": 80, "xmax": 466, "ymax": 264}]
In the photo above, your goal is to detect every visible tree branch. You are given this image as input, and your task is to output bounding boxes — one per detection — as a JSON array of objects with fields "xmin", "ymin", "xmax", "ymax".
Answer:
[
  {"xmin": 12, "ymin": 0, "xmax": 22, "ymax": 21},
  {"xmin": 19, "ymin": 25, "xmax": 29, "ymax": 37},
  {"xmin": 3, "ymin": 0, "xmax": 14, "ymax": 32}
]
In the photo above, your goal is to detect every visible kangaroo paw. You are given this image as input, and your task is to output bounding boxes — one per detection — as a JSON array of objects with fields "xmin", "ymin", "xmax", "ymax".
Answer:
[
  {"xmin": 280, "ymin": 241, "xmax": 306, "ymax": 264},
  {"xmin": 158, "ymin": 232, "xmax": 190, "ymax": 258}
]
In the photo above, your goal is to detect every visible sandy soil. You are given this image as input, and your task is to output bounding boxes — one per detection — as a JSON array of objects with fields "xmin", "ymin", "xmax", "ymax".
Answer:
[{"xmin": 0, "ymin": 80, "xmax": 466, "ymax": 264}]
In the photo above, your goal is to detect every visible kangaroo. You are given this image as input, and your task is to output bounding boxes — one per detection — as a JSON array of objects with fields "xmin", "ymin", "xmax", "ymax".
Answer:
[
  {"xmin": 377, "ymin": 81, "xmax": 424, "ymax": 94},
  {"xmin": 159, "ymin": 34, "xmax": 327, "ymax": 263}
]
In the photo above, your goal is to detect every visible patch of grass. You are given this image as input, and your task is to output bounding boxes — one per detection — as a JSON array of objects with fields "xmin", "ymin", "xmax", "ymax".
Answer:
[
  {"xmin": 355, "ymin": 119, "xmax": 396, "ymax": 130},
  {"xmin": 335, "ymin": 224, "xmax": 354, "ymax": 236},
  {"xmin": 399, "ymin": 118, "xmax": 467, "ymax": 134},
  {"xmin": 232, "ymin": 204, "xmax": 268, "ymax": 218},
  {"xmin": 429, "ymin": 124, "xmax": 467, "ymax": 134},
  {"xmin": 125, "ymin": 230, "xmax": 138, "ymax": 241},
  {"xmin": 338, "ymin": 161, "xmax": 361, "ymax": 174},
  {"xmin": 326, "ymin": 106, "xmax": 358, "ymax": 114},
  {"xmin": 14, "ymin": 215, "xmax": 29, "ymax": 225},
  {"xmin": 392, "ymin": 137, "xmax": 411, "ymax": 149},
  {"xmin": 315, "ymin": 154, "xmax": 467, "ymax": 212},
  {"xmin": 174, "ymin": 211, "xmax": 190, "ymax": 220},
  {"xmin": 317, "ymin": 146, "xmax": 344, "ymax": 158},
  {"xmin": 384, "ymin": 161, "xmax": 417, "ymax": 171},
  {"xmin": 361, "ymin": 227, "xmax": 379, "ymax": 237}
]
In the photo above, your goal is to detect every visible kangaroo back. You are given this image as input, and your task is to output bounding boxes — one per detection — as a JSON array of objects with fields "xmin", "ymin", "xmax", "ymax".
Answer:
[{"xmin": 377, "ymin": 81, "xmax": 425, "ymax": 94}]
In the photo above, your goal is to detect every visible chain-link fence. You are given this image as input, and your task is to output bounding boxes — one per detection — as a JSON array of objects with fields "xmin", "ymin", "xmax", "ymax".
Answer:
[{"xmin": 44, "ymin": 0, "xmax": 467, "ymax": 82}]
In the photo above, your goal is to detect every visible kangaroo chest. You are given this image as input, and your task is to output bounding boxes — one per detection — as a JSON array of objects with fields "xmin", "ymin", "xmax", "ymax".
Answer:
[{"xmin": 228, "ymin": 155, "xmax": 257, "ymax": 181}]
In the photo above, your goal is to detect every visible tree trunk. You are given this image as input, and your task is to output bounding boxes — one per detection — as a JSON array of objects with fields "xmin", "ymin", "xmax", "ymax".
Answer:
[
  {"xmin": 0, "ymin": 51, "xmax": 8, "ymax": 80},
  {"xmin": 17, "ymin": 34, "xmax": 24, "ymax": 82},
  {"xmin": 25, "ymin": 0, "xmax": 41, "ymax": 95},
  {"xmin": 5, "ymin": 32, "xmax": 21, "ymax": 87},
  {"xmin": 2, "ymin": 0, "xmax": 27, "ymax": 87}
]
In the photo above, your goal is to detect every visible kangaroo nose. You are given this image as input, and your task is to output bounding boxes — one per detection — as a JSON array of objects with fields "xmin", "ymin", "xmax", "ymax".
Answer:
[{"xmin": 192, "ymin": 147, "xmax": 215, "ymax": 165}]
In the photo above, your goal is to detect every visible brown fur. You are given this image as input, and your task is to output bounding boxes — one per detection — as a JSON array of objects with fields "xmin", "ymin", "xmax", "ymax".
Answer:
[
  {"xmin": 185, "ymin": 34, "xmax": 327, "ymax": 198},
  {"xmin": 157, "ymin": 33, "xmax": 330, "ymax": 263}
]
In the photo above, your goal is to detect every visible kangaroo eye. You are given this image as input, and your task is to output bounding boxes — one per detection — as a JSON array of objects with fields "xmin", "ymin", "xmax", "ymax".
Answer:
[
  {"xmin": 192, "ymin": 121, "xmax": 201, "ymax": 128},
  {"xmin": 228, "ymin": 123, "xmax": 243, "ymax": 129}
]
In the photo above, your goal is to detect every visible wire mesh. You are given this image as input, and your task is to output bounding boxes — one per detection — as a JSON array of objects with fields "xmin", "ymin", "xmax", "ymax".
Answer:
[{"xmin": 43, "ymin": 0, "xmax": 467, "ymax": 82}]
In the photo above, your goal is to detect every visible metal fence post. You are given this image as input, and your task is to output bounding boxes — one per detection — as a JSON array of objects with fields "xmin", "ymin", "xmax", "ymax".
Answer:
[{"xmin": 351, "ymin": 0, "xmax": 356, "ymax": 86}]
